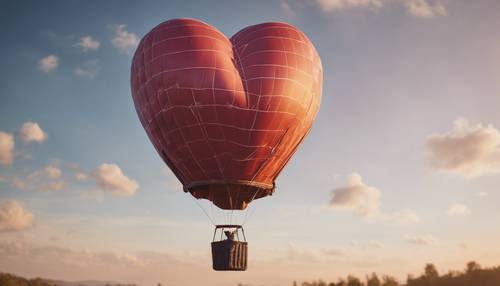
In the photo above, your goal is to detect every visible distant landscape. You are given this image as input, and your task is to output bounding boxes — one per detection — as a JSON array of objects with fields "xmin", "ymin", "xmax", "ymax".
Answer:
[
  {"xmin": 297, "ymin": 261, "xmax": 500, "ymax": 286},
  {"xmin": 2, "ymin": 261, "xmax": 500, "ymax": 286}
]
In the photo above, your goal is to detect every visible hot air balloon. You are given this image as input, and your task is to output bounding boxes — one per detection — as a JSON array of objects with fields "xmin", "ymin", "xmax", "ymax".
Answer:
[{"xmin": 130, "ymin": 18, "xmax": 322, "ymax": 271}]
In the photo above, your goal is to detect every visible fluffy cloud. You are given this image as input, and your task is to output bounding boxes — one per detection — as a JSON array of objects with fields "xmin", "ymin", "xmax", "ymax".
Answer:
[
  {"xmin": 111, "ymin": 24, "xmax": 139, "ymax": 54},
  {"xmin": 0, "ymin": 200, "xmax": 34, "ymax": 232},
  {"xmin": 426, "ymin": 118, "xmax": 500, "ymax": 177},
  {"xmin": 446, "ymin": 203, "xmax": 471, "ymax": 216},
  {"xmin": 313, "ymin": 0, "xmax": 447, "ymax": 17},
  {"xmin": 329, "ymin": 173, "xmax": 420, "ymax": 224},
  {"xmin": 404, "ymin": 234, "xmax": 438, "ymax": 246},
  {"xmin": 330, "ymin": 173, "xmax": 381, "ymax": 217},
  {"xmin": 38, "ymin": 54, "xmax": 59, "ymax": 73},
  {"xmin": 19, "ymin": 121, "xmax": 47, "ymax": 143},
  {"xmin": 94, "ymin": 163, "xmax": 138, "ymax": 196},
  {"xmin": 74, "ymin": 60, "xmax": 100, "ymax": 78},
  {"xmin": 76, "ymin": 36, "xmax": 100, "ymax": 51},
  {"xmin": 0, "ymin": 132, "xmax": 15, "ymax": 165},
  {"xmin": 405, "ymin": 0, "xmax": 446, "ymax": 17}
]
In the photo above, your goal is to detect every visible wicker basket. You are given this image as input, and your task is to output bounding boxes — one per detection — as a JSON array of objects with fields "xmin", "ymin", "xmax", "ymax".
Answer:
[{"xmin": 211, "ymin": 225, "xmax": 248, "ymax": 271}]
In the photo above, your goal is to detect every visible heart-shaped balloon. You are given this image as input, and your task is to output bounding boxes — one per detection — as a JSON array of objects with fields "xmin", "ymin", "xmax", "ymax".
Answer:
[{"xmin": 131, "ymin": 18, "xmax": 322, "ymax": 209}]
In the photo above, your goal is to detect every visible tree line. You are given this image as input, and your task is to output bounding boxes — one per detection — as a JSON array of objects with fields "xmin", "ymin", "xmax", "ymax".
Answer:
[
  {"xmin": 0, "ymin": 273, "xmax": 137, "ymax": 286},
  {"xmin": 294, "ymin": 261, "xmax": 500, "ymax": 286}
]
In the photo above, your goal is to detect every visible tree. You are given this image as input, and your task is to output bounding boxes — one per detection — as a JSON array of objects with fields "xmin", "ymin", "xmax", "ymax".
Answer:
[
  {"xmin": 466, "ymin": 261, "xmax": 481, "ymax": 273},
  {"xmin": 367, "ymin": 273, "xmax": 381, "ymax": 286},
  {"xmin": 346, "ymin": 275, "xmax": 363, "ymax": 286},
  {"xmin": 381, "ymin": 276, "xmax": 399, "ymax": 286},
  {"xmin": 424, "ymin": 263, "xmax": 439, "ymax": 279}
]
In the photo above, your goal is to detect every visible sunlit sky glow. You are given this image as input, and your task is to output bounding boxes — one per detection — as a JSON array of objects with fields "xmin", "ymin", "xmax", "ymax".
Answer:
[{"xmin": 1, "ymin": 1, "xmax": 500, "ymax": 285}]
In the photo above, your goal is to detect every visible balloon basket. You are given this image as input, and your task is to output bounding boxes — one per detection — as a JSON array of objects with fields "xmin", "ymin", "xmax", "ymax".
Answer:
[{"xmin": 211, "ymin": 225, "xmax": 248, "ymax": 271}]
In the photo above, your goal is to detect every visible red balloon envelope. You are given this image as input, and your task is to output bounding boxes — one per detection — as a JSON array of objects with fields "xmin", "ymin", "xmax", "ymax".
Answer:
[{"xmin": 131, "ymin": 18, "xmax": 322, "ymax": 210}]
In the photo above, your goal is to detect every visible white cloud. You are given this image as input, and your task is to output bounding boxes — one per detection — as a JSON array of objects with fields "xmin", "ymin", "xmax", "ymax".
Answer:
[
  {"xmin": 0, "ymin": 132, "xmax": 15, "ymax": 165},
  {"xmin": 94, "ymin": 163, "xmax": 138, "ymax": 197},
  {"xmin": 313, "ymin": 0, "xmax": 447, "ymax": 17},
  {"xmin": 111, "ymin": 24, "xmax": 139, "ymax": 54},
  {"xmin": 0, "ymin": 200, "xmax": 34, "ymax": 232},
  {"xmin": 281, "ymin": 2, "xmax": 296, "ymax": 17},
  {"xmin": 38, "ymin": 54, "xmax": 59, "ymax": 73},
  {"xmin": 426, "ymin": 118, "xmax": 500, "ymax": 177},
  {"xmin": 74, "ymin": 60, "xmax": 100, "ymax": 78},
  {"xmin": 404, "ymin": 234, "xmax": 438, "ymax": 246},
  {"xmin": 19, "ymin": 121, "xmax": 48, "ymax": 143},
  {"xmin": 405, "ymin": 0, "xmax": 446, "ymax": 18},
  {"xmin": 76, "ymin": 36, "xmax": 100, "ymax": 51},
  {"xmin": 330, "ymin": 173, "xmax": 381, "ymax": 217},
  {"xmin": 446, "ymin": 203, "xmax": 471, "ymax": 216}
]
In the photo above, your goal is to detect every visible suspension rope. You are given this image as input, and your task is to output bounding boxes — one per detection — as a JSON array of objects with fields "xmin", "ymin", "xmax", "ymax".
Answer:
[{"xmin": 190, "ymin": 195, "xmax": 216, "ymax": 226}]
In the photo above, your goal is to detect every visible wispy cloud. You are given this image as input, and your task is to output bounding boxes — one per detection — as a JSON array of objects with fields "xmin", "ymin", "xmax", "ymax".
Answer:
[
  {"xmin": 74, "ymin": 60, "xmax": 100, "ymax": 78},
  {"xmin": 426, "ymin": 118, "xmax": 500, "ymax": 177},
  {"xmin": 0, "ymin": 200, "xmax": 34, "ymax": 232},
  {"xmin": 313, "ymin": 0, "xmax": 447, "ymax": 17},
  {"xmin": 74, "ymin": 172, "xmax": 88, "ymax": 181},
  {"xmin": 286, "ymin": 242, "xmax": 321, "ymax": 263},
  {"xmin": 76, "ymin": 36, "xmax": 100, "ymax": 52},
  {"xmin": 381, "ymin": 209, "xmax": 421, "ymax": 224},
  {"xmin": 315, "ymin": 0, "xmax": 382, "ymax": 12},
  {"xmin": 38, "ymin": 54, "xmax": 59, "ymax": 73},
  {"xmin": 19, "ymin": 121, "xmax": 48, "ymax": 143},
  {"xmin": 10, "ymin": 163, "xmax": 66, "ymax": 192},
  {"xmin": 350, "ymin": 240, "xmax": 383, "ymax": 250},
  {"xmin": 405, "ymin": 0, "xmax": 446, "ymax": 18},
  {"xmin": 281, "ymin": 1, "xmax": 297, "ymax": 17},
  {"xmin": 111, "ymin": 24, "xmax": 139, "ymax": 54},
  {"xmin": 0, "ymin": 132, "xmax": 15, "ymax": 165},
  {"xmin": 404, "ymin": 234, "xmax": 438, "ymax": 246},
  {"xmin": 446, "ymin": 203, "xmax": 471, "ymax": 216}
]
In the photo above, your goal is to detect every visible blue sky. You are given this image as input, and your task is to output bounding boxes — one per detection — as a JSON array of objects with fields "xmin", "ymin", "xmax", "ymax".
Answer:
[{"xmin": 1, "ymin": 0, "xmax": 500, "ymax": 285}]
